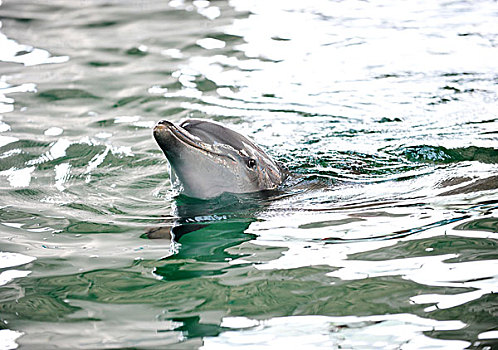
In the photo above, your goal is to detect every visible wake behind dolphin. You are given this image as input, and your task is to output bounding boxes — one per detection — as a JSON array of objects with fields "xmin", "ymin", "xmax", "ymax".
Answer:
[{"xmin": 153, "ymin": 119, "xmax": 287, "ymax": 199}]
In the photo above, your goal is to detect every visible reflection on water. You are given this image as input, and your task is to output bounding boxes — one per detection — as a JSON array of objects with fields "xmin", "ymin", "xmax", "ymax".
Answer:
[
  {"xmin": 0, "ymin": 0, "xmax": 497, "ymax": 349},
  {"xmin": 206, "ymin": 314, "xmax": 469, "ymax": 349}
]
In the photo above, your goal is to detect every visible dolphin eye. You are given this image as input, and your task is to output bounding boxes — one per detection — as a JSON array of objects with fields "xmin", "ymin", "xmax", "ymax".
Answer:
[{"xmin": 247, "ymin": 158, "xmax": 257, "ymax": 169}]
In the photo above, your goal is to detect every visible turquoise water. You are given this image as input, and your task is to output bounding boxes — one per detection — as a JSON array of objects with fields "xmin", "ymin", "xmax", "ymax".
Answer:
[{"xmin": 0, "ymin": 0, "xmax": 497, "ymax": 349}]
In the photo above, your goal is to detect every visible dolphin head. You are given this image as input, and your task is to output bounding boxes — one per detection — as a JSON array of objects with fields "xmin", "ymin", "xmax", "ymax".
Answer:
[{"xmin": 153, "ymin": 119, "xmax": 287, "ymax": 199}]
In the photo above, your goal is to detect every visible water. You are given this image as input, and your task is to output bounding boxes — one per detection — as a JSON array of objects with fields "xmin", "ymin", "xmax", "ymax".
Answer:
[{"xmin": 0, "ymin": 0, "xmax": 497, "ymax": 348}]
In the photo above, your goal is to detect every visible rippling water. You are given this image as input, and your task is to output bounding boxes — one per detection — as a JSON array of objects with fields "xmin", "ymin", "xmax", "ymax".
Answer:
[{"xmin": 0, "ymin": 0, "xmax": 497, "ymax": 349}]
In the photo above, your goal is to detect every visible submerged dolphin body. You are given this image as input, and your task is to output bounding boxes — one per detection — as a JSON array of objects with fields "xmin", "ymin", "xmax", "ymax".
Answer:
[{"xmin": 153, "ymin": 119, "xmax": 287, "ymax": 199}]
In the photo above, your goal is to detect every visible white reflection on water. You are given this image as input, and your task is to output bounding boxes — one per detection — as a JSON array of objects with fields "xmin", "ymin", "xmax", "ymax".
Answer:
[
  {"xmin": 0, "ymin": 269, "xmax": 30, "ymax": 287},
  {"xmin": 0, "ymin": 119, "xmax": 10, "ymax": 133},
  {"xmin": 249, "ymin": 210, "xmax": 498, "ymax": 319},
  {"xmin": 0, "ymin": 329, "xmax": 23, "ymax": 350},
  {"xmin": 0, "ymin": 20, "xmax": 68, "ymax": 66},
  {"xmin": 0, "ymin": 79, "xmax": 36, "ymax": 114},
  {"xmin": 479, "ymin": 330, "xmax": 498, "ymax": 340},
  {"xmin": 172, "ymin": 0, "xmax": 498, "ymax": 155},
  {"xmin": 169, "ymin": 0, "xmax": 221, "ymax": 20},
  {"xmin": 0, "ymin": 251, "xmax": 34, "ymax": 350},
  {"xmin": 85, "ymin": 146, "xmax": 110, "ymax": 177},
  {"xmin": 0, "ymin": 18, "xmax": 72, "ymax": 196},
  {"xmin": 115, "ymin": 115, "xmax": 155, "ymax": 129},
  {"xmin": 409, "ymin": 258, "xmax": 498, "ymax": 312},
  {"xmin": 10, "ymin": 135, "xmax": 133, "ymax": 191},
  {"xmin": 54, "ymin": 163, "xmax": 71, "ymax": 192},
  {"xmin": 44, "ymin": 127, "xmax": 63, "ymax": 136},
  {"xmin": 0, "ymin": 135, "xmax": 17, "ymax": 148},
  {"xmin": 327, "ymin": 255, "xmax": 498, "ymax": 312},
  {"xmin": 0, "ymin": 166, "xmax": 35, "ymax": 187},
  {"xmin": 0, "ymin": 252, "xmax": 36, "ymax": 270},
  {"xmin": 226, "ymin": 0, "xmax": 497, "ymax": 72},
  {"xmin": 197, "ymin": 38, "xmax": 226, "ymax": 50},
  {"xmin": 15, "ymin": 301, "xmax": 183, "ymax": 349},
  {"xmin": 204, "ymin": 314, "xmax": 468, "ymax": 350}
]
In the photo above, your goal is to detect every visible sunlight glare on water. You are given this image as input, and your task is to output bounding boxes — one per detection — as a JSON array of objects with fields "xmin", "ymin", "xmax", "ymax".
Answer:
[{"xmin": 0, "ymin": 0, "xmax": 497, "ymax": 349}]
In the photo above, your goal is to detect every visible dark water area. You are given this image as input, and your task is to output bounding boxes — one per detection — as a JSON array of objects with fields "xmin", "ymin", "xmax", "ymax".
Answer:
[{"xmin": 0, "ymin": 0, "xmax": 497, "ymax": 349}]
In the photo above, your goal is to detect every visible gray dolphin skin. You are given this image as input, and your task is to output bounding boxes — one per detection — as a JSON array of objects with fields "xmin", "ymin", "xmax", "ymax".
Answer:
[{"xmin": 153, "ymin": 119, "xmax": 287, "ymax": 199}]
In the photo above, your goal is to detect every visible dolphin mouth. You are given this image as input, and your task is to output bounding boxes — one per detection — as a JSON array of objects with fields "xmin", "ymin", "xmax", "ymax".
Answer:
[
  {"xmin": 154, "ymin": 120, "xmax": 234, "ymax": 160},
  {"xmin": 154, "ymin": 120, "xmax": 205, "ymax": 151}
]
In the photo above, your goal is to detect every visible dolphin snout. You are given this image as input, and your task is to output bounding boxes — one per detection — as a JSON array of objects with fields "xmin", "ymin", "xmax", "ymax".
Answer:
[
  {"xmin": 154, "ymin": 120, "xmax": 174, "ymax": 131},
  {"xmin": 153, "ymin": 120, "xmax": 175, "ymax": 145}
]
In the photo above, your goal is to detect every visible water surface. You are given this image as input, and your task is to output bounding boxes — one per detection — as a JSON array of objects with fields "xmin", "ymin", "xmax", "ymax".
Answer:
[{"xmin": 0, "ymin": 0, "xmax": 497, "ymax": 349}]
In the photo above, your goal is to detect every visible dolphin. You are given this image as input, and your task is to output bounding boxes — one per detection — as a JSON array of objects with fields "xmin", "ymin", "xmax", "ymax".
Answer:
[{"xmin": 153, "ymin": 119, "xmax": 287, "ymax": 199}]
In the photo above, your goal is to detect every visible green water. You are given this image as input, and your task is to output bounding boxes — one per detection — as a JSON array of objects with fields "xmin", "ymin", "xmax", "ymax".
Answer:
[{"xmin": 0, "ymin": 0, "xmax": 497, "ymax": 349}]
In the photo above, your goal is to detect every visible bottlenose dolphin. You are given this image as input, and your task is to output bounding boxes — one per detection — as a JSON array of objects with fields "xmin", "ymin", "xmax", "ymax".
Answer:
[{"xmin": 153, "ymin": 119, "xmax": 287, "ymax": 199}]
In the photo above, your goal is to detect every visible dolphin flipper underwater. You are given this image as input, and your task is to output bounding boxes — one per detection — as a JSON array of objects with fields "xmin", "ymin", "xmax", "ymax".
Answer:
[{"xmin": 153, "ymin": 119, "xmax": 288, "ymax": 199}]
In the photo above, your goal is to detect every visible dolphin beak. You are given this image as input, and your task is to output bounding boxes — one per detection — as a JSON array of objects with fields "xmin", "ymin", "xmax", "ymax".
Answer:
[
  {"xmin": 153, "ymin": 120, "xmax": 181, "ymax": 158},
  {"xmin": 154, "ymin": 120, "xmax": 211, "ymax": 155},
  {"xmin": 153, "ymin": 120, "xmax": 236, "ymax": 162},
  {"xmin": 154, "ymin": 120, "xmax": 199, "ymax": 148},
  {"xmin": 154, "ymin": 120, "xmax": 174, "ymax": 133}
]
